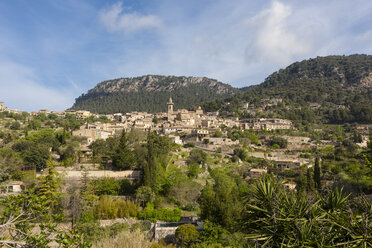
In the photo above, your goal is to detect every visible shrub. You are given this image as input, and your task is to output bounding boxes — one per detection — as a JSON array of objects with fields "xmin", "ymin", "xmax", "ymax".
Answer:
[
  {"xmin": 233, "ymin": 148, "xmax": 248, "ymax": 161},
  {"xmin": 213, "ymin": 131, "xmax": 223, "ymax": 137},
  {"xmin": 183, "ymin": 142, "xmax": 195, "ymax": 148},
  {"xmin": 268, "ymin": 136, "xmax": 288, "ymax": 148},
  {"xmin": 91, "ymin": 178, "xmax": 120, "ymax": 196},
  {"xmin": 137, "ymin": 203, "xmax": 182, "ymax": 222},
  {"xmin": 136, "ymin": 186, "xmax": 155, "ymax": 207},
  {"xmin": 175, "ymin": 224, "xmax": 199, "ymax": 247},
  {"xmin": 96, "ymin": 195, "xmax": 139, "ymax": 219},
  {"xmin": 10, "ymin": 121, "xmax": 21, "ymax": 130},
  {"xmin": 119, "ymin": 179, "xmax": 137, "ymax": 195},
  {"xmin": 80, "ymin": 211, "xmax": 96, "ymax": 223},
  {"xmin": 187, "ymin": 163, "xmax": 200, "ymax": 178},
  {"xmin": 187, "ymin": 149, "xmax": 207, "ymax": 165}
]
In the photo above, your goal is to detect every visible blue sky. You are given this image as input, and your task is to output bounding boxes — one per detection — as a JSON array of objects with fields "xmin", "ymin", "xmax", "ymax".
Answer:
[{"xmin": 1, "ymin": 0, "xmax": 372, "ymax": 111}]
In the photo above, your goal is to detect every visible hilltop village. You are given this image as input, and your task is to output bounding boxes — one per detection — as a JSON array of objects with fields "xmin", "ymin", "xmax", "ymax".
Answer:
[
  {"xmin": 0, "ymin": 97, "xmax": 371, "ymax": 247},
  {"xmin": 1, "ymin": 96, "xmax": 371, "ymax": 190},
  {"xmin": 33, "ymin": 98, "xmax": 311, "ymax": 172}
]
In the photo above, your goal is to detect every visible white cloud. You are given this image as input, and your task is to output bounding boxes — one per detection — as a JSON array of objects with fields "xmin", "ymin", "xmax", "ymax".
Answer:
[
  {"xmin": 92, "ymin": 0, "xmax": 372, "ymax": 89},
  {"xmin": 244, "ymin": 1, "xmax": 313, "ymax": 65},
  {"xmin": 99, "ymin": 2, "xmax": 162, "ymax": 34},
  {"xmin": 100, "ymin": 0, "xmax": 316, "ymax": 86},
  {"xmin": 3, "ymin": 0, "xmax": 369, "ymax": 113},
  {"xmin": 0, "ymin": 61, "xmax": 76, "ymax": 112}
]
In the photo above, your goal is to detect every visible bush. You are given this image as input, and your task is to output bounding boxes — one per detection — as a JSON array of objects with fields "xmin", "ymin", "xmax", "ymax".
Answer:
[
  {"xmin": 187, "ymin": 149, "xmax": 207, "ymax": 165},
  {"xmin": 96, "ymin": 195, "xmax": 139, "ymax": 219},
  {"xmin": 268, "ymin": 136, "xmax": 288, "ymax": 148},
  {"xmin": 91, "ymin": 178, "xmax": 120, "ymax": 196},
  {"xmin": 175, "ymin": 224, "xmax": 199, "ymax": 247},
  {"xmin": 119, "ymin": 179, "xmax": 137, "ymax": 195},
  {"xmin": 188, "ymin": 163, "xmax": 200, "ymax": 178},
  {"xmin": 136, "ymin": 186, "xmax": 155, "ymax": 207},
  {"xmin": 137, "ymin": 203, "xmax": 182, "ymax": 222},
  {"xmin": 80, "ymin": 211, "xmax": 96, "ymax": 223},
  {"xmin": 183, "ymin": 142, "xmax": 195, "ymax": 148},
  {"xmin": 213, "ymin": 131, "xmax": 223, "ymax": 137},
  {"xmin": 10, "ymin": 121, "xmax": 21, "ymax": 130},
  {"xmin": 233, "ymin": 148, "xmax": 249, "ymax": 161}
]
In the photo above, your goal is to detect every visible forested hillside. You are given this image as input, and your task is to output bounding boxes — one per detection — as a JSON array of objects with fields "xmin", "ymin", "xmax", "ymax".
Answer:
[
  {"xmin": 71, "ymin": 75, "xmax": 237, "ymax": 114},
  {"xmin": 202, "ymin": 54, "xmax": 372, "ymax": 124}
]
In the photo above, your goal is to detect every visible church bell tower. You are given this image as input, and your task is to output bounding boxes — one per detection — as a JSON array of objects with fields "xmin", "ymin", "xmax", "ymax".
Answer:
[{"xmin": 167, "ymin": 97, "xmax": 174, "ymax": 121}]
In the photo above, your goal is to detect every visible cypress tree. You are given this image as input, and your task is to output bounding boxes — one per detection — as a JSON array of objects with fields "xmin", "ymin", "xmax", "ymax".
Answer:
[
  {"xmin": 306, "ymin": 168, "xmax": 315, "ymax": 192},
  {"xmin": 144, "ymin": 131, "xmax": 157, "ymax": 188},
  {"xmin": 313, "ymin": 157, "xmax": 321, "ymax": 190}
]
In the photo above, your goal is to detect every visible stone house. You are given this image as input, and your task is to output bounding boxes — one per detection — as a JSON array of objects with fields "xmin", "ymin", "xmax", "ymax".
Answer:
[
  {"xmin": 243, "ymin": 118, "xmax": 292, "ymax": 130},
  {"xmin": 73, "ymin": 123, "xmax": 112, "ymax": 144},
  {"xmin": 76, "ymin": 110, "xmax": 92, "ymax": 120},
  {"xmin": 1, "ymin": 181, "xmax": 25, "ymax": 195},
  {"xmin": 249, "ymin": 168, "xmax": 267, "ymax": 178},
  {"xmin": 206, "ymin": 137, "xmax": 239, "ymax": 146},
  {"xmin": 168, "ymin": 135, "xmax": 183, "ymax": 145},
  {"xmin": 274, "ymin": 160, "xmax": 301, "ymax": 170}
]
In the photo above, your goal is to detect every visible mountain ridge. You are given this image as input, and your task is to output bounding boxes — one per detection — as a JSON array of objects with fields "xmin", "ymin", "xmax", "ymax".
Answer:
[
  {"xmin": 71, "ymin": 55, "xmax": 372, "ymax": 123},
  {"xmin": 201, "ymin": 54, "xmax": 372, "ymax": 123},
  {"xmin": 71, "ymin": 75, "xmax": 238, "ymax": 114}
]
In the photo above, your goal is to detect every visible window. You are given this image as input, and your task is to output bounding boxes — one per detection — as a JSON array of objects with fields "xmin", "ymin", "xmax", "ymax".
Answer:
[{"xmin": 8, "ymin": 186, "xmax": 13, "ymax": 193}]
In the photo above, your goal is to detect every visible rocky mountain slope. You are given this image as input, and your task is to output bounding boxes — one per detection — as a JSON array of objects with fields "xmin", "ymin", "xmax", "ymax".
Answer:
[
  {"xmin": 71, "ymin": 75, "xmax": 237, "ymax": 114},
  {"xmin": 202, "ymin": 54, "xmax": 372, "ymax": 123}
]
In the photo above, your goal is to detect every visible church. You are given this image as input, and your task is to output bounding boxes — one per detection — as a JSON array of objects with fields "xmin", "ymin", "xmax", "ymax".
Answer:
[{"xmin": 166, "ymin": 97, "xmax": 204, "ymax": 127}]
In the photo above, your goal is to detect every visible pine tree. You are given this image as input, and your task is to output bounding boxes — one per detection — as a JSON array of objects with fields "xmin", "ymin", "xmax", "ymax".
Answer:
[
  {"xmin": 112, "ymin": 130, "xmax": 137, "ymax": 170},
  {"xmin": 79, "ymin": 168, "xmax": 96, "ymax": 211},
  {"xmin": 37, "ymin": 157, "xmax": 61, "ymax": 212},
  {"xmin": 313, "ymin": 157, "xmax": 321, "ymax": 190}
]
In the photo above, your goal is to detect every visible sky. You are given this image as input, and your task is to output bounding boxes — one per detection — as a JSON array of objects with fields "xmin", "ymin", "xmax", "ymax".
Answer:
[{"xmin": 1, "ymin": 0, "xmax": 372, "ymax": 112}]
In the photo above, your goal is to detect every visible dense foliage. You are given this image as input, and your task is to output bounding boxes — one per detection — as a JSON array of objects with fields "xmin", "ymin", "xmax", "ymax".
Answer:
[
  {"xmin": 175, "ymin": 224, "xmax": 199, "ymax": 247},
  {"xmin": 194, "ymin": 174, "xmax": 372, "ymax": 247},
  {"xmin": 138, "ymin": 203, "xmax": 182, "ymax": 222}
]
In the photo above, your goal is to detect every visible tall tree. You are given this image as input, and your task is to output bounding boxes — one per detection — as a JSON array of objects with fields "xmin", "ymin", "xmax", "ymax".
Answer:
[
  {"xmin": 36, "ymin": 157, "xmax": 61, "ymax": 212},
  {"xmin": 313, "ymin": 157, "xmax": 321, "ymax": 190},
  {"xmin": 79, "ymin": 169, "xmax": 98, "ymax": 213},
  {"xmin": 295, "ymin": 171, "xmax": 307, "ymax": 194},
  {"xmin": 200, "ymin": 172, "xmax": 244, "ymax": 230},
  {"xmin": 112, "ymin": 130, "xmax": 137, "ymax": 169},
  {"xmin": 143, "ymin": 131, "xmax": 171, "ymax": 192},
  {"xmin": 144, "ymin": 131, "xmax": 158, "ymax": 188},
  {"xmin": 306, "ymin": 168, "xmax": 315, "ymax": 192}
]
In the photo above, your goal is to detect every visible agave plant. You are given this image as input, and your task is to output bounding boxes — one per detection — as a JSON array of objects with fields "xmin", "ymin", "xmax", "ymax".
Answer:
[
  {"xmin": 327, "ymin": 196, "xmax": 372, "ymax": 247},
  {"xmin": 320, "ymin": 187, "xmax": 350, "ymax": 213},
  {"xmin": 243, "ymin": 175, "xmax": 324, "ymax": 247},
  {"xmin": 241, "ymin": 175, "xmax": 371, "ymax": 247}
]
